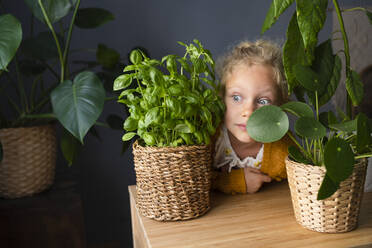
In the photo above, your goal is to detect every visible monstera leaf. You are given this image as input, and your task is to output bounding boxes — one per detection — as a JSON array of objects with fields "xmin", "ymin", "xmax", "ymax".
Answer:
[
  {"xmin": 0, "ymin": 14, "xmax": 22, "ymax": 71},
  {"xmin": 51, "ymin": 71, "xmax": 105, "ymax": 143},
  {"xmin": 24, "ymin": 0, "xmax": 74, "ymax": 24}
]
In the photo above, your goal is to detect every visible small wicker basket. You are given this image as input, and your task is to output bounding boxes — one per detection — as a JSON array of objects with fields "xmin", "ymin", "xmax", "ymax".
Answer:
[
  {"xmin": 0, "ymin": 125, "xmax": 57, "ymax": 198},
  {"xmin": 132, "ymin": 140, "xmax": 212, "ymax": 221},
  {"xmin": 286, "ymin": 158, "xmax": 367, "ymax": 233}
]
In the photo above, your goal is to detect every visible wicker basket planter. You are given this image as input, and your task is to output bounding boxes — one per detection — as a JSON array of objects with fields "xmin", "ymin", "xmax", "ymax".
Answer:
[
  {"xmin": 0, "ymin": 125, "xmax": 57, "ymax": 198},
  {"xmin": 286, "ymin": 158, "xmax": 367, "ymax": 233},
  {"xmin": 132, "ymin": 140, "xmax": 212, "ymax": 221}
]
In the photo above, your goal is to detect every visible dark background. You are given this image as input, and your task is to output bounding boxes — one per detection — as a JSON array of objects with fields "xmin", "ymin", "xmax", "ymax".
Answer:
[{"xmin": 0, "ymin": 0, "xmax": 360, "ymax": 247}]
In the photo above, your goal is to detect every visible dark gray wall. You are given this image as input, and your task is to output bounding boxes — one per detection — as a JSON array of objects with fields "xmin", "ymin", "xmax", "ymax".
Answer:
[{"xmin": 3, "ymin": 0, "xmax": 361, "ymax": 247}]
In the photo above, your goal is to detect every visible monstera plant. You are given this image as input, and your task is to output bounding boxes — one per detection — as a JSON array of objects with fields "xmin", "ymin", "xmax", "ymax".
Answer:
[
  {"xmin": 246, "ymin": 0, "xmax": 372, "ymax": 200},
  {"xmin": 0, "ymin": 0, "xmax": 123, "ymax": 164}
]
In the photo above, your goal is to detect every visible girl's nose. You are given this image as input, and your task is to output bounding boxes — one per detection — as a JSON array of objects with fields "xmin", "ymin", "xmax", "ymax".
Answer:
[{"xmin": 241, "ymin": 104, "xmax": 256, "ymax": 117}]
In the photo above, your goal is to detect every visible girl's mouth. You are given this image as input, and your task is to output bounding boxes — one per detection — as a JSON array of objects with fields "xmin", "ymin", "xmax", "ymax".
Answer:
[{"xmin": 237, "ymin": 124, "xmax": 247, "ymax": 131}]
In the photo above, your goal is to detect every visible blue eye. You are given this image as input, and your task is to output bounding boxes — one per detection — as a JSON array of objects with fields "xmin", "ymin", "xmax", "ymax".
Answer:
[
  {"xmin": 258, "ymin": 98, "xmax": 271, "ymax": 105},
  {"xmin": 232, "ymin": 95, "xmax": 242, "ymax": 102}
]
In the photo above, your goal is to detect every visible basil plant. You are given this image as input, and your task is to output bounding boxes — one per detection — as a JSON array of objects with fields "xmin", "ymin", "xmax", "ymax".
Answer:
[
  {"xmin": 247, "ymin": 0, "xmax": 372, "ymax": 200},
  {"xmin": 113, "ymin": 40, "xmax": 225, "ymax": 147}
]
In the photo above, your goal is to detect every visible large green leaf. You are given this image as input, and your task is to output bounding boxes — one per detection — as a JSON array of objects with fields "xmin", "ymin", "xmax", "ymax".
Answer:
[
  {"xmin": 309, "ymin": 40, "xmax": 341, "ymax": 106},
  {"xmin": 295, "ymin": 0, "xmax": 328, "ymax": 62},
  {"xmin": 60, "ymin": 127, "xmax": 81, "ymax": 166},
  {"xmin": 0, "ymin": 14, "xmax": 22, "ymax": 71},
  {"xmin": 261, "ymin": 0, "xmax": 295, "ymax": 34},
  {"xmin": 246, "ymin": 105, "xmax": 289, "ymax": 143},
  {"xmin": 295, "ymin": 117, "xmax": 326, "ymax": 139},
  {"xmin": 25, "ymin": 0, "xmax": 73, "ymax": 24},
  {"xmin": 283, "ymin": 13, "xmax": 311, "ymax": 94},
  {"xmin": 317, "ymin": 173, "xmax": 339, "ymax": 200},
  {"xmin": 346, "ymin": 70, "xmax": 364, "ymax": 106},
  {"xmin": 356, "ymin": 113, "xmax": 371, "ymax": 153},
  {"xmin": 96, "ymin": 43, "xmax": 120, "ymax": 68},
  {"xmin": 51, "ymin": 71, "xmax": 105, "ymax": 143},
  {"xmin": 21, "ymin": 31, "xmax": 60, "ymax": 60},
  {"xmin": 75, "ymin": 8, "xmax": 114, "ymax": 29},
  {"xmin": 293, "ymin": 64, "xmax": 322, "ymax": 92},
  {"xmin": 281, "ymin": 101, "xmax": 313, "ymax": 118},
  {"xmin": 288, "ymin": 145, "xmax": 311, "ymax": 164},
  {"xmin": 324, "ymin": 137, "xmax": 354, "ymax": 184}
]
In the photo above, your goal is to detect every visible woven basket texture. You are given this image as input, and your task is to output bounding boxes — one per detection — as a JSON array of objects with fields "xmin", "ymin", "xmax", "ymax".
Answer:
[
  {"xmin": 132, "ymin": 140, "xmax": 212, "ymax": 221},
  {"xmin": 0, "ymin": 125, "xmax": 56, "ymax": 198},
  {"xmin": 286, "ymin": 158, "xmax": 367, "ymax": 233}
]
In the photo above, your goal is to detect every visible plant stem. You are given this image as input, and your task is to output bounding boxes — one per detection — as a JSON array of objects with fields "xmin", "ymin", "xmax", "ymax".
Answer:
[
  {"xmin": 355, "ymin": 153, "xmax": 372, "ymax": 159},
  {"xmin": 287, "ymin": 132, "xmax": 315, "ymax": 164},
  {"xmin": 332, "ymin": 0, "xmax": 352, "ymax": 118},
  {"xmin": 63, "ymin": 0, "xmax": 81, "ymax": 81},
  {"xmin": 342, "ymin": 7, "xmax": 365, "ymax": 12},
  {"xmin": 38, "ymin": 0, "xmax": 65, "ymax": 83}
]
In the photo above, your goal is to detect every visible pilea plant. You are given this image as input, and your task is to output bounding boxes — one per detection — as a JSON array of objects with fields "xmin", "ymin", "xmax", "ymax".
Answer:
[
  {"xmin": 113, "ymin": 39, "xmax": 224, "ymax": 147},
  {"xmin": 246, "ymin": 0, "xmax": 372, "ymax": 199}
]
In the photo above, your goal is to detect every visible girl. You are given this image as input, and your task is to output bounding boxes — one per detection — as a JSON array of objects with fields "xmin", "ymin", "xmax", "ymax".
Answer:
[{"xmin": 213, "ymin": 40, "xmax": 293, "ymax": 194}]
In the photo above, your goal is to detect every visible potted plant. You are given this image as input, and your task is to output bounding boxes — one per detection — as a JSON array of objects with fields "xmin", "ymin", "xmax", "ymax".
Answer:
[
  {"xmin": 246, "ymin": 0, "xmax": 372, "ymax": 233},
  {"xmin": 0, "ymin": 0, "xmax": 121, "ymax": 198},
  {"xmin": 113, "ymin": 39, "xmax": 224, "ymax": 221}
]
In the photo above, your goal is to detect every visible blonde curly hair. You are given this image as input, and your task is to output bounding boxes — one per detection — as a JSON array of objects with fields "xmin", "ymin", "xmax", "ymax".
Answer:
[{"xmin": 217, "ymin": 40, "xmax": 288, "ymax": 103}]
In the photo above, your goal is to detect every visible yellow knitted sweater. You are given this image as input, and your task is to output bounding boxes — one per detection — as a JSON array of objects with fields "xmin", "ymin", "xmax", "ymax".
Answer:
[{"xmin": 213, "ymin": 134, "xmax": 294, "ymax": 194}]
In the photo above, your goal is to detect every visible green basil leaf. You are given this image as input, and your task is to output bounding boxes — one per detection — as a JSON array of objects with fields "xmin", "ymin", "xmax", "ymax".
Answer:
[
  {"xmin": 346, "ymin": 70, "xmax": 364, "ymax": 106},
  {"xmin": 0, "ymin": 14, "xmax": 22, "ymax": 71},
  {"xmin": 168, "ymin": 85, "xmax": 183, "ymax": 96},
  {"xmin": 281, "ymin": 101, "xmax": 313, "ymax": 118},
  {"xmin": 75, "ymin": 8, "xmax": 114, "ymax": 29},
  {"xmin": 123, "ymin": 117, "xmax": 138, "ymax": 131},
  {"xmin": 51, "ymin": 71, "xmax": 105, "ymax": 143},
  {"xmin": 144, "ymin": 107, "xmax": 161, "ymax": 127},
  {"xmin": 261, "ymin": 0, "xmax": 295, "ymax": 34},
  {"xmin": 324, "ymin": 137, "xmax": 354, "ymax": 184},
  {"xmin": 295, "ymin": 117, "xmax": 326, "ymax": 139},
  {"xmin": 129, "ymin": 49, "xmax": 143, "ymax": 65},
  {"xmin": 113, "ymin": 74, "xmax": 132, "ymax": 91},
  {"xmin": 175, "ymin": 123, "xmax": 191, "ymax": 133},
  {"xmin": 317, "ymin": 174, "xmax": 339, "ymax": 200},
  {"xmin": 122, "ymin": 132, "xmax": 136, "ymax": 142},
  {"xmin": 142, "ymin": 132, "xmax": 156, "ymax": 146},
  {"xmin": 246, "ymin": 105, "xmax": 289, "ymax": 143},
  {"xmin": 295, "ymin": 0, "xmax": 328, "ymax": 62}
]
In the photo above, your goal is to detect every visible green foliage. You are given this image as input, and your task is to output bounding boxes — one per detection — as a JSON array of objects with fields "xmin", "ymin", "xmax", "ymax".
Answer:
[
  {"xmin": 247, "ymin": 0, "xmax": 372, "ymax": 200},
  {"xmin": 0, "ymin": 0, "xmax": 122, "ymax": 164},
  {"xmin": 114, "ymin": 40, "xmax": 225, "ymax": 147}
]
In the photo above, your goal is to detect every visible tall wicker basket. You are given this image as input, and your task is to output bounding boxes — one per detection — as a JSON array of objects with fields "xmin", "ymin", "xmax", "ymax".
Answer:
[
  {"xmin": 286, "ymin": 158, "xmax": 367, "ymax": 233},
  {"xmin": 0, "ymin": 125, "xmax": 57, "ymax": 198},
  {"xmin": 132, "ymin": 140, "xmax": 212, "ymax": 221}
]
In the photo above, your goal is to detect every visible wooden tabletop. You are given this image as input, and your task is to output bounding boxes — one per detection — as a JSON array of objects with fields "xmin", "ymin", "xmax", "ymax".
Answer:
[{"xmin": 128, "ymin": 181, "xmax": 372, "ymax": 248}]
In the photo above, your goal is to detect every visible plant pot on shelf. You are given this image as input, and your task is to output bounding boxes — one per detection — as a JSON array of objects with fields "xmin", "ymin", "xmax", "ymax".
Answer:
[
  {"xmin": 0, "ymin": 124, "xmax": 57, "ymax": 199},
  {"xmin": 132, "ymin": 140, "xmax": 212, "ymax": 221},
  {"xmin": 285, "ymin": 158, "xmax": 368, "ymax": 233}
]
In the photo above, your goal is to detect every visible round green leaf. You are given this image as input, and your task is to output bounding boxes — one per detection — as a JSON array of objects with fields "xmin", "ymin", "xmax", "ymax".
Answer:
[
  {"xmin": 51, "ymin": 71, "xmax": 105, "ymax": 143},
  {"xmin": 317, "ymin": 173, "xmax": 339, "ymax": 200},
  {"xmin": 123, "ymin": 117, "xmax": 138, "ymax": 131},
  {"xmin": 0, "ymin": 14, "xmax": 22, "ymax": 71},
  {"xmin": 295, "ymin": 117, "xmax": 326, "ymax": 139},
  {"xmin": 246, "ymin": 105, "xmax": 289, "ymax": 143},
  {"xmin": 25, "ymin": 0, "xmax": 73, "ymax": 24},
  {"xmin": 75, "ymin": 8, "xmax": 114, "ymax": 29},
  {"xmin": 281, "ymin": 101, "xmax": 313, "ymax": 118},
  {"xmin": 324, "ymin": 137, "xmax": 355, "ymax": 184}
]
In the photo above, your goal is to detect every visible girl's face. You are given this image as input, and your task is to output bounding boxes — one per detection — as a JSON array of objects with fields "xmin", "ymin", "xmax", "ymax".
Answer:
[{"xmin": 224, "ymin": 64, "xmax": 280, "ymax": 145}]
